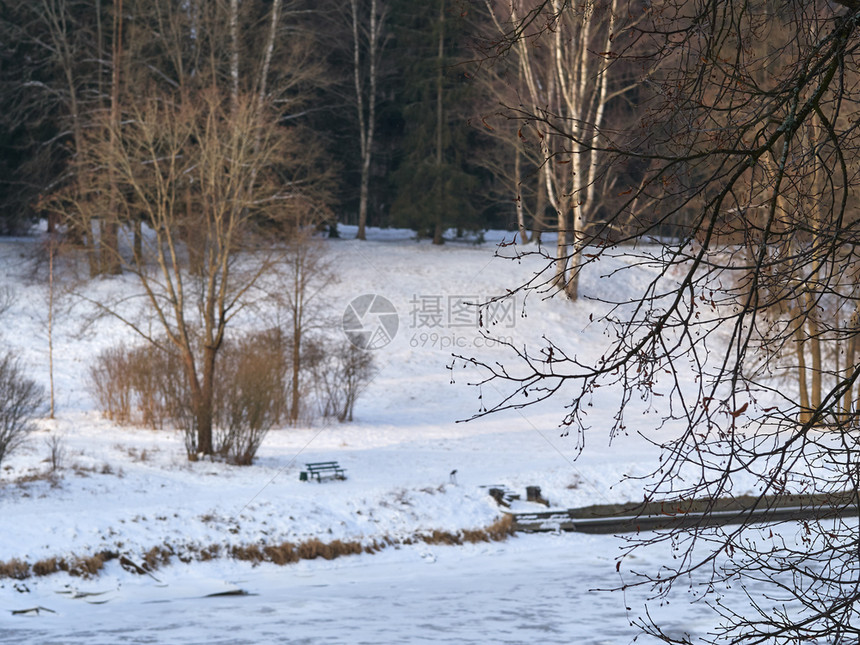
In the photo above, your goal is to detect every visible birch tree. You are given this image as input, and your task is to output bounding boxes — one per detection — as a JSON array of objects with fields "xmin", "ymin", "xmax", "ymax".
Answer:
[
  {"xmin": 350, "ymin": 0, "xmax": 387, "ymax": 240},
  {"xmin": 481, "ymin": 0, "xmax": 630, "ymax": 298}
]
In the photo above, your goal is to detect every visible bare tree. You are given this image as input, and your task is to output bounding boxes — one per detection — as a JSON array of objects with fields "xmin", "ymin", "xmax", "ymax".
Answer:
[
  {"xmin": 279, "ymin": 234, "xmax": 337, "ymax": 425},
  {"xmin": 462, "ymin": 0, "xmax": 860, "ymax": 642},
  {"xmin": 30, "ymin": 0, "xmax": 335, "ymax": 458},
  {"xmin": 62, "ymin": 89, "xmax": 330, "ymax": 458},
  {"xmin": 0, "ymin": 352, "xmax": 45, "ymax": 469},
  {"xmin": 318, "ymin": 341, "xmax": 375, "ymax": 422}
]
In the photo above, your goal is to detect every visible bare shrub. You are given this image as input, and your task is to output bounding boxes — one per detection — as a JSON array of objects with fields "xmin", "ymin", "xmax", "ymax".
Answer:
[
  {"xmin": 89, "ymin": 328, "xmax": 370, "ymax": 465},
  {"xmin": 89, "ymin": 342, "xmax": 191, "ymax": 429},
  {"xmin": 88, "ymin": 346, "xmax": 133, "ymax": 424},
  {"xmin": 44, "ymin": 434, "xmax": 65, "ymax": 472},
  {"xmin": 91, "ymin": 331, "xmax": 283, "ymax": 464},
  {"xmin": 0, "ymin": 352, "xmax": 45, "ymax": 468},
  {"xmin": 135, "ymin": 345, "xmax": 191, "ymax": 429},
  {"xmin": 311, "ymin": 339, "xmax": 375, "ymax": 422},
  {"xmin": 214, "ymin": 329, "xmax": 289, "ymax": 464}
]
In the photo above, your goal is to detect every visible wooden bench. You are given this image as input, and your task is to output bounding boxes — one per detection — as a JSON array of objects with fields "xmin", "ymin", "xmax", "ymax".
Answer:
[
  {"xmin": 300, "ymin": 461, "xmax": 347, "ymax": 482},
  {"xmin": 481, "ymin": 484, "xmax": 520, "ymax": 508}
]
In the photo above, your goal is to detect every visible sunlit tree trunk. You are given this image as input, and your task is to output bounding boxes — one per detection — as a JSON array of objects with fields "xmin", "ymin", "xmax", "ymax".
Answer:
[
  {"xmin": 793, "ymin": 302, "xmax": 812, "ymax": 424},
  {"xmin": 352, "ymin": 0, "xmax": 384, "ymax": 241},
  {"xmin": 514, "ymin": 145, "xmax": 529, "ymax": 244}
]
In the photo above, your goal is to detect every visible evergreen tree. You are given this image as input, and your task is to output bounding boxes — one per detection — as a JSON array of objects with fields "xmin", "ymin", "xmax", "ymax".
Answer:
[{"xmin": 389, "ymin": 0, "xmax": 484, "ymax": 243}]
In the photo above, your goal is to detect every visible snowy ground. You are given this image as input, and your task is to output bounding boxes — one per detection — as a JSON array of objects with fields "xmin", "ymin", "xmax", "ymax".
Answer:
[
  {"xmin": 1, "ymin": 533, "xmax": 719, "ymax": 645},
  {"xmin": 0, "ymin": 226, "xmax": 764, "ymax": 642}
]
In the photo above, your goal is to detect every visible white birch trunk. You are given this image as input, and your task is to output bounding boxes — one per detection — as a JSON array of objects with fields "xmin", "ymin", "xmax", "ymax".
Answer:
[
  {"xmin": 257, "ymin": 0, "xmax": 283, "ymax": 112},
  {"xmin": 352, "ymin": 0, "xmax": 384, "ymax": 240},
  {"xmin": 488, "ymin": 0, "xmax": 621, "ymax": 298}
]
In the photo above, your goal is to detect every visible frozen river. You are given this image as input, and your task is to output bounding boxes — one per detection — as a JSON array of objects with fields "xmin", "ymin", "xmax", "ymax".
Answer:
[{"xmin": 1, "ymin": 533, "xmax": 714, "ymax": 644}]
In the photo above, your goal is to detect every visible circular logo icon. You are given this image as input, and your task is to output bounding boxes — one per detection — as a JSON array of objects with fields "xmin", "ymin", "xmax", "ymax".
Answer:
[{"xmin": 342, "ymin": 294, "xmax": 399, "ymax": 350}]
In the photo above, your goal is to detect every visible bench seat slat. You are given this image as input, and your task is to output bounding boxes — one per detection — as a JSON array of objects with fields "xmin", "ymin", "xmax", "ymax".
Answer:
[{"xmin": 301, "ymin": 460, "xmax": 346, "ymax": 482}]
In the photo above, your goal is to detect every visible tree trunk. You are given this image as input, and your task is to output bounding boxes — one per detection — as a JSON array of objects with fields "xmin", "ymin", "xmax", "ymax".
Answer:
[
  {"xmin": 514, "ymin": 146, "xmax": 529, "ymax": 244},
  {"xmin": 100, "ymin": 220, "xmax": 121, "ymax": 275},
  {"xmin": 185, "ymin": 191, "xmax": 204, "ymax": 275},
  {"xmin": 533, "ymin": 171, "xmax": 545, "ymax": 245},
  {"xmin": 255, "ymin": 0, "xmax": 282, "ymax": 112},
  {"xmin": 48, "ymin": 236, "xmax": 55, "ymax": 419},
  {"xmin": 433, "ymin": 0, "xmax": 445, "ymax": 246},
  {"xmin": 565, "ymin": 208, "xmax": 584, "ymax": 299},
  {"xmin": 85, "ymin": 221, "xmax": 99, "ymax": 278},
  {"xmin": 133, "ymin": 219, "xmax": 142, "ymax": 262},
  {"xmin": 555, "ymin": 201, "xmax": 569, "ymax": 294},
  {"xmin": 794, "ymin": 308, "xmax": 812, "ymax": 425},
  {"xmin": 198, "ymin": 344, "xmax": 216, "ymax": 455},
  {"xmin": 352, "ymin": 0, "xmax": 381, "ymax": 241},
  {"xmin": 181, "ymin": 350, "xmax": 204, "ymax": 458},
  {"xmin": 808, "ymin": 316, "xmax": 822, "ymax": 412},
  {"xmin": 102, "ymin": 0, "xmax": 123, "ymax": 276},
  {"xmin": 358, "ymin": 155, "xmax": 371, "ymax": 240},
  {"xmin": 844, "ymin": 307, "xmax": 859, "ymax": 417},
  {"xmin": 290, "ymin": 319, "xmax": 301, "ymax": 425}
]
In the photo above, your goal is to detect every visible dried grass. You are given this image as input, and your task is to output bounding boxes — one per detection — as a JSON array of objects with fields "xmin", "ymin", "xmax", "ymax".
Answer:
[
  {"xmin": 482, "ymin": 514, "xmax": 516, "ymax": 541},
  {"xmin": 0, "ymin": 558, "xmax": 30, "ymax": 579},
  {"xmin": 263, "ymin": 543, "xmax": 298, "ymax": 565},
  {"xmin": 67, "ymin": 554, "xmax": 105, "ymax": 577},
  {"xmin": 199, "ymin": 545, "xmax": 221, "ymax": 561},
  {"xmin": 143, "ymin": 546, "xmax": 172, "ymax": 570},
  {"xmin": 231, "ymin": 544, "xmax": 264, "ymax": 563},
  {"xmin": 0, "ymin": 516, "xmax": 516, "ymax": 580},
  {"xmin": 419, "ymin": 515, "xmax": 514, "ymax": 546},
  {"xmin": 32, "ymin": 557, "xmax": 63, "ymax": 577},
  {"xmin": 296, "ymin": 538, "xmax": 329, "ymax": 560},
  {"xmin": 421, "ymin": 530, "xmax": 461, "ymax": 546},
  {"xmin": 13, "ymin": 470, "xmax": 57, "ymax": 486},
  {"xmin": 325, "ymin": 539, "xmax": 363, "ymax": 559}
]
